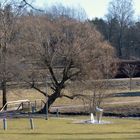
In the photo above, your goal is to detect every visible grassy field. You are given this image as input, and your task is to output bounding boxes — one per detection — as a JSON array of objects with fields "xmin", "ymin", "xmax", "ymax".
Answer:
[
  {"xmin": 0, "ymin": 117, "xmax": 139, "ymax": 140},
  {"xmin": 1, "ymin": 88, "xmax": 139, "ymax": 105},
  {"xmin": 0, "ymin": 81, "xmax": 140, "ymax": 116},
  {"xmin": 0, "ymin": 79, "xmax": 139, "ymax": 139}
]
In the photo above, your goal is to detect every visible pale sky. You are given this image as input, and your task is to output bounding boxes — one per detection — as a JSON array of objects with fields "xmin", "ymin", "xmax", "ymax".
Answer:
[{"xmin": 34, "ymin": 0, "xmax": 140, "ymax": 19}]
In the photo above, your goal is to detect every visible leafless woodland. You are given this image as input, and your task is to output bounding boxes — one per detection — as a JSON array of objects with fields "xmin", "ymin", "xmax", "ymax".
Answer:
[{"xmin": 0, "ymin": 0, "xmax": 117, "ymax": 113}]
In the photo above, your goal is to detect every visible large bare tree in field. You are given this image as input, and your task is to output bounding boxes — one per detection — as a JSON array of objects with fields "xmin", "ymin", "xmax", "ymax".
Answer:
[
  {"xmin": 0, "ymin": 3, "xmax": 22, "ymax": 108},
  {"xmin": 20, "ymin": 13, "xmax": 116, "ymax": 113},
  {"xmin": 0, "ymin": 0, "xmax": 46, "ymax": 109}
]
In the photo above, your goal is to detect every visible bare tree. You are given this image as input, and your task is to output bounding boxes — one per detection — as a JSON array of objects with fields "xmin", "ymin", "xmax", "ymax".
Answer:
[
  {"xmin": 122, "ymin": 63, "xmax": 136, "ymax": 90},
  {"xmin": 0, "ymin": 3, "xmax": 22, "ymax": 108},
  {"xmin": 106, "ymin": 0, "xmax": 134, "ymax": 57},
  {"xmin": 46, "ymin": 4, "xmax": 87, "ymax": 21},
  {"xmin": 19, "ymin": 12, "xmax": 116, "ymax": 113},
  {"xmin": 81, "ymin": 81, "xmax": 112, "ymax": 115}
]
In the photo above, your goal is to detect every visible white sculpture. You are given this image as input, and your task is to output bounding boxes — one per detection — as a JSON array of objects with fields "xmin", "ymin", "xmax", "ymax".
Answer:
[
  {"xmin": 96, "ymin": 106, "xmax": 103, "ymax": 124},
  {"xmin": 90, "ymin": 113, "xmax": 95, "ymax": 123}
]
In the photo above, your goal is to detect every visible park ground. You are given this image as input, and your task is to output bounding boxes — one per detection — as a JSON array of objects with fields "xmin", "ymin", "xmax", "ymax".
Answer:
[
  {"xmin": 0, "ymin": 116, "xmax": 140, "ymax": 140},
  {"xmin": 0, "ymin": 79, "xmax": 140, "ymax": 139},
  {"xmin": 0, "ymin": 85, "xmax": 140, "ymax": 117}
]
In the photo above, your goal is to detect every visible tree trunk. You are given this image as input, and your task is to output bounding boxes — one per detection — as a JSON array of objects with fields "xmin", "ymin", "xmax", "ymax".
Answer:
[
  {"xmin": 130, "ymin": 77, "xmax": 132, "ymax": 91},
  {"xmin": 39, "ymin": 90, "xmax": 60, "ymax": 113},
  {"xmin": 2, "ymin": 81, "xmax": 7, "ymax": 110},
  {"xmin": 118, "ymin": 34, "xmax": 122, "ymax": 58}
]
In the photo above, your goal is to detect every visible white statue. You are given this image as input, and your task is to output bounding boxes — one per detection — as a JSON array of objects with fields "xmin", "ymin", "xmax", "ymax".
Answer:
[
  {"xmin": 90, "ymin": 113, "xmax": 95, "ymax": 123},
  {"xmin": 96, "ymin": 106, "xmax": 103, "ymax": 124}
]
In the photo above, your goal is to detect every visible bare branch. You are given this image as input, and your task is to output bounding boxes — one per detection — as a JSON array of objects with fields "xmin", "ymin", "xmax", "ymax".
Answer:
[
  {"xmin": 24, "ymin": 81, "xmax": 48, "ymax": 97},
  {"xmin": 60, "ymin": 94, "xmax": 87, "ymax": 99},
  {"xmin": 20, "ymin": 0, "xmax": 44, "ymax": 12},
  {"xmin": 47, "ymin": 63, "xmax": 59, "ymax": 86}
]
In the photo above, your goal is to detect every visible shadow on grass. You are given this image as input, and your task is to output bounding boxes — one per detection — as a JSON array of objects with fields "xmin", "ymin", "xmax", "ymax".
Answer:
[{"xmin": 115, "ymin": 91, "xmax": 140, "ymax": 97}]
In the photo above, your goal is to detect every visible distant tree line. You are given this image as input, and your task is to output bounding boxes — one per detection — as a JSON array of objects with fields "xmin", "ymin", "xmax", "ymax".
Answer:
[{"xmin": 89, "ymin": 0, "xmax": 140, "ymax": 59}]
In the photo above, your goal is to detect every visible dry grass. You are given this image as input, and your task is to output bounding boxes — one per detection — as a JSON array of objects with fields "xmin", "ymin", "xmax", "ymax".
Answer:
[
  {"xmin": 0, "ymin": 88, "xmax": 45, "ymax": 108},
  {"xmin": 0, "ymin": 117, "xmax": 140, "ymax": 140},
  {"xmin": 0, "ymin": 80, "xmax": 140, "ymax": 115}
]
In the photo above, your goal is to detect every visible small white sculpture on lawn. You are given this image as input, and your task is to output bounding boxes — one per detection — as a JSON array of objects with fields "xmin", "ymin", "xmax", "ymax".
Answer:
[
  {"xmin": 96, "ymin": 106, "xmax": 103, "ymax": 124},
  {"xmin": 90, "ymin": 113, "xmax": 95, "ymax": 123}
]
